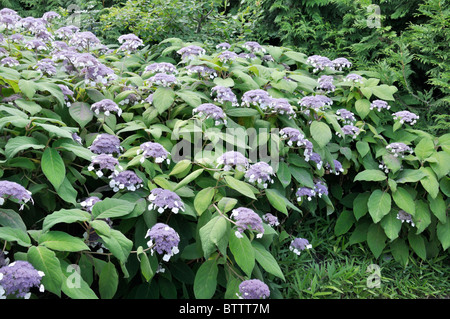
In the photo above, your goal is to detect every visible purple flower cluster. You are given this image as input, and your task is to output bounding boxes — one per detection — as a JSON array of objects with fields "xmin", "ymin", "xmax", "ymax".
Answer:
[
  {"xmin": 317, "ymin": 75, "xmax": 336, "ymax": 92},
  {"xmin": 91, "ymin": 99, "xmax": 122, "ymax": 117},
  {"xmin": 0, "ymin": 180, "xmax": 33, "ymax": 210},
  {"xmin": 237, "ymin": 279, "xmax": 270, "ymax": 299},
  {"xmin": 216, "ymin": 151, "xmax": 249, "ymax": 172},
  {"xmin": 392, "ymin": 111, "xmax": 419, "ymax": 125},
  {"xmin": 89, "ymin": 134, "xmax": 122, "ymax": 155},
  {"xmin": 242, "ymin": 41, "xmax": 266, "ymax": 53},
  {"xmin": 211, "ymin": 86, "xmax": 238, "ymax": 106},
  {"xmin": 298, "ymin": 94, "xmax": 333, "ymax": 111},
  {"xmin": 397, "ymin": 210, "xmax": 415, "ymax": 227},
  {"xmin": 193, "ymin": 103, "xmax": 227, "ymax": 125},
  {"xmin": 147, "ymin": 188, "xmax": 185, "ymax": 214},
  {"xmin": 325, "ymin": 159, "xmax": 344, "ymax": 175},
  {"xmin": 279, "ymin": 127, "xmax": 306, "ymax": 147},
  {"xmin": 231, "ymin": 207, "xmax": 265, "ymax": 238},
  {"xmin": 289, "ymin": 238, "xmax": 312, "ymax": 255},
  {"xmin": 244, "ymin": 162, "xmax": 275, "ymax": 189},
  {"xmin": 0, "ymin": 57, "xmax": 19, "ymax": 67},
  {"xmin": 109, "ymin": 170, "xmax": 143, "ymax": 192},
  {"xmin": 147, "ymin": 73, "xmax": 177, "ymax": 87},
  {"xmin": 69, "ymin": 31, "xmax": 101, "ymax": 51},
  {"xmin": 216, "ymin": 42, "xmax": 231, "ymax": 50},
  {"xmin": 88, "ymin": 154, "xmax": 121, "ymax": 177},
  {"xmin": 177, "ymin": 45, "xmax": 205, "ymax": 60},
  {"xmin": 306, "ymin": 55, "xmax": 334, "ymax": 73},
  {"xmin": 145, "ymin": 223, "xmax": 180, "ymax": 261},
  {"xmin": 186, "ymin": 65, "xmax": 217, "ymax": 79},
  {"xmin": 268, "ymin": 98, "xmax": 296, "ymax": 118},
  {"xmin": 137, "ymin": 142, "xmax": 170, "ymax": 164},
  {"xmin": 25, "ymin": 39, "xmax": 47, "ymax": 52},
  {"xmin": 344, "ymin": 73, "xmax": 363, "ymax": 83},
  {"xmin": 80, "ymin": 196, "xmax": 102, "ymax": 212},
  {"xmin": 332, "ymin": 57, "xmax": 352, "ymax": 71},
  {"xmin": 35, "ymin": 58, "xmax": 57, "ymax": 76},
  {"xmin": 337, "ymin": 124, "xmax": 360, "ymax": 139},
  {"xmin": 0, "ymin": 261, "xmax": 45, "ymax": 299},
  {"xmin": 370, "ymin": 99, "xmax": 391, "ymax": 112},
  {"xmin": 144, "ymin": 62, "xmax": 177, "ymax": 74},
  {"xmin": 55, "ymin": 25, "xmax": 80, "ymax": 39},
  {"xmin": 218, "ymin": 50, "xmax": 238, "ymax": 62},
  {"xmin": 314, "ymin": 180, "xmax": 329, "ymax": 198},
  {"xmin": 58, "ymin": 84, "xmax": 74, "ymax": 106},
  {"xmin": 241, "ymin": 89, "xmax": 272, "ymax": 110},
  {"xmin": 336, "ymin": 109, "xmax": 356, "ymax": 124},
  {"xmin": 310, "ymin": 152, "xmax": 323, "ymax": 169},
  {"xmin": 263, "ymin": 213, "xmax": 279, "ymax": 227},
  {"xmin": 296, "ymin": 187, "xmax": 316, "ymax": 201},
  {"xmin": 386, "ymin": 142, "xmax": 413, "ymax": 158},
  {"xmin": 118, "ymin": 34, "xmax": 143, "ymax": 53}
]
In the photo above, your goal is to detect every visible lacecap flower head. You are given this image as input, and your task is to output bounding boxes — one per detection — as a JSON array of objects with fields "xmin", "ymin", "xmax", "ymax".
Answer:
[
  {"xmin": 88, "ymin": 154, "xmax": 121, "ymax": 177},
  {"xmin": 193, "ymin": 103, "xmax": 227, "ymax": 125},
  {"xmin": 245, "ymin": 162, "xmax": 275, "ymax": 189},
  {"xmin": 230, "ymin": 207, "xmax": 265, "ymax": 239},
  {"xmin": 91, "ymin": 99, "xmax": 122, "ymax": 117},
  {"xmin": 109, "ymin": 170, "xmax": 143, "ymax": 192},
  {"xmin": 0, "ymin": 180, "xmax": 33, "ymax": 210},
  {"xmin": 290, "ymin": 238, "xmax": 312, "ymax": 255},
  {"xmin": 145, "ymin": 223, "xmax": 180, "ymax": 261},
  {"xmin": 137, "ymin": 142, "xmax": 170, "ymax": 164},
  {"xmin": 237, "ymin": 279, "xmax": 270, "ymax": 299},
  {"xmin": 0, "ymin": 261, "xmax": 45, "ymax": 299},
  {"xmin": 148, "ymin": 188, "xmax": 185, "ymax": 214},
  {"xmin": 89, "ymin": 134, "xmax": 122, "ymax": 155},
  {"xmin": 216, "ymin": 151, "xmax": 249, "ymax": 172}
]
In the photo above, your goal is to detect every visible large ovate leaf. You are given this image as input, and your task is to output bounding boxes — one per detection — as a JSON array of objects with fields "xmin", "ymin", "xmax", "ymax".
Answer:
[
  {"xmin": 368, "ymin": 190, "xmax": 392, "ymax": 223},
  {"xmin": 41, "ymin": 147, "xmax": 66, "ymax": 190}
]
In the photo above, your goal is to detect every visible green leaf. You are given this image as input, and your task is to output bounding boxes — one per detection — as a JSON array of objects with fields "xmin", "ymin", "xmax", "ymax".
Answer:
[
  {"xmin": 194, "ymin": 187, "xmax": 215, "ymax": 216},
  {"xmin": 428, "ymin": 193, "xmax": 447, "ymax": 224},
  {"xmin": 370, "ymin": 85, "xmax": 396, "ymax": 101},
  {"xmin": 14, "ymin": 99, "xmax": 42, "ymax": 115},
  {"xmin": 4, "ymin": 136, "xmax": 45, "ymax": 159},
  {"xmin": 265, "ymin": 188, "xmax": 288, "ymax": 215},
  {"xmin": 213, "ymin": 77, "xmax": 234, "ymax": 87},
  {"xmin": 60, "ymin": 260, "xmax": 98, "ymax": 299},
  {"xmin": 199, "ymin": 215, "xmax": 230, "ymax": 258},
  {"xmin": 0, "ymin": 209, "xmax": 27, "ymax": 232},
  {"xmin": 229, "ymin": 232, "xmax": 255, "ymax": 277},
  {"xmin": 42, "ymin": 209, "xmax": 91, "ymax": 232},
  {"xmin": 396, "ymin": 169, "xmax": 426, "ymax": 183},
  {"xmin": 437, "ymin": 217, "xmax": 450, "ymax": 251},
  {"xmin": 173, "ymin": 169, "xmax": 204, "ymax": 191},
  {"xmin": 69, "ymin": 102, "xmax": 94, "ymax": 128},
  {"xmin": 408, "ymin": 232, "xmax": 427, "ymax": 260},
  {"xmin": 310, "ymin": 121, "xmax": 332, "ymax": 149},
  {"xmin": 367, "ymin": 224, "xmax": 387, "ymax": 258},
  {"xmin": 368, "ymin": 190, "xmax": 392, "ymax": 223},
  {"xmin": 390, "ymin": 238, "xmax": 409, "ymax": 266},
  {"xmin": 355, "ymin": 99, "xmax": 371, "ymax": 119},
  {"xmin": 193, "ymin": 259, "xmax": 218, "ymax": 299},
  {"xmin": 0, "ymin": 226, "xmax": 31, "ymax": 247},
  {"xmin": 353, "ymin": 192, "xmax": 370, "ymax": 220},
  {"xmin": 175, "ymin": 90, "xmax": 202, "ymax": 107},
  {"xmin": 226, "ymin": 108, "xmax": 259, "ymax": 117},
  {"xmin": 392, "ymin": 187, "xmax": 415, "ymax": 215},
  {"xmin": 169, "ymin": 159, "xmax": 191, "ymax": 176},
  {"xmin": 414, "ymin": 200, "xmax": 431, "ymax": 235},
  {"xmin": 41, "ymin": 147, "xmax": 66, "ymax": 190},
  {"xmin": 252, "ymin": 241, "xmax": 285, "ymax": 281},
  {"xmin": 415, "ymin": 137, "xmax": 435, "ymax": 160},
  {"xmin": 91, "ymin": 198, "xmax": 136, "ymax": 219},
  {"xmin": 91, "ymin": 220, "xmax": 133, "ymax": 263},
  {"xmin": 419, "ymin": 167, "xmax": 439, "ymax": 199},
  {"xmin": 380, "ymin": 211, "xmax": 402, "ymax": 241},
  {"xmin": 334, "ymin": 210, "xmax": 355, "ymax": 236},
  {"xmin": 290, "ymin": 166, "xmax": 315, "ymax": 188},
  {"xmin": 139, "ymin": 251, "xmax": 155, "ymax": 282},
  {"xmin": 217, "ymin": 197, "xmax": 238, "ymax": 213},
  {"xmin": 224, "ymin": 175, "xmax": 256, "ymax": 199},
  {"xmin": 277, "ymin": 161, "xmax": 291, "ymax": 188},
  {"xmin": 153, "ymin": 87, "xmax": 175, "ymax": 114},
  {"xmin": 356, "ymin": 141, "xmax": 370, "ymax": 157},
  {"xmin": 99, "ymin": 262, "xmax": 118, "ymax": 299},
  {"xmin": 354, "ymin": 169, "xmax": 386, "ymax": 182},
  {"xmin": 39, "ymin": 231, "xmax": 89, "ymax": 252},
  {"xmin": 57, "ymin": 177, "xmax": 78, "ymax": 204},
  {"xmin": 18, "ymin": 79, "xmax": 36, "ymax": 99},
  {"xmin": 27, "ymin": 245, "xmax": 63, "ymax": 297},
  {"xmin": 58, "ymin": 143, "xmax": 95, "ymax": 161}
]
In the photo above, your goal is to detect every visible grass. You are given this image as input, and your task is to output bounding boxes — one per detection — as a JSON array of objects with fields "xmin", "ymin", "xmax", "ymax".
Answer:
[{"xmin": 275, "ymin": 215, "xmax": 450, "ymax": 299}]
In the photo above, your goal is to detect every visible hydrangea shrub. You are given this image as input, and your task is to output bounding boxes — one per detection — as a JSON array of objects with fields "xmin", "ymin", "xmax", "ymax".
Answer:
[{"xmin": 0, "ymin": 9, "xmax": 449, "ymax": 299}]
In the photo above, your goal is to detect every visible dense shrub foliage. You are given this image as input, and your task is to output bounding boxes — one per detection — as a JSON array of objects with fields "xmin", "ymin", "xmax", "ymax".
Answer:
[{"xmin": 0, "ymin": 9, "xmax": 448, "ymax": 299}]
